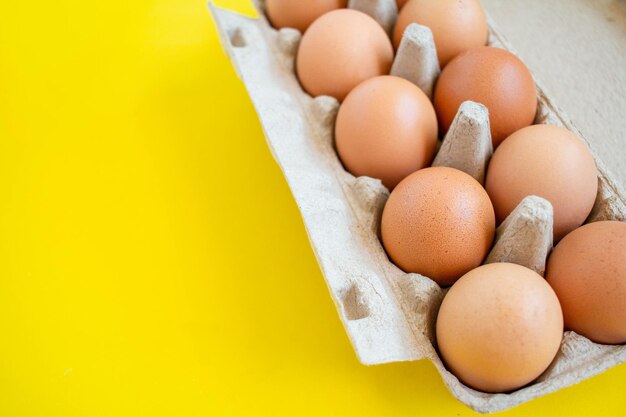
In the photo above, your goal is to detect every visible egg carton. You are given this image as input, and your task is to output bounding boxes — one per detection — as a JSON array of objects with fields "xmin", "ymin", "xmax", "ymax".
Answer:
[{"xmin": 208, "ymin": 0, "xmax": 626, "ymax": 412}]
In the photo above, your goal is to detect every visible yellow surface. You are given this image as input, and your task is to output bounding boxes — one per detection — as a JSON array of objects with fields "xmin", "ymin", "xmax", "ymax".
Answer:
[{"xmin": 0, "ymin": 1, "xmax": 624, "ymax": 415}]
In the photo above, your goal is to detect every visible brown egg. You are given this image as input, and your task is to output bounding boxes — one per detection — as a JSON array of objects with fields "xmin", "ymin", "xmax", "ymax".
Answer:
[
  {"xmin": 296, "ymin": 9, "xmax": 394, "ymax": 101},
  {"xmin": 485, "ymin": 124, "xmax": 598, "ymax": 242},
  {"xmin": 265, "ymin": 0, "xmax": 347, "ymax": 33},
  {"xmin": 546, "ymin": 221, "xmax": 626, "ymax": 344},
  {"xmin": 393, "ymin": 0, "xmax": 488, "ymax": 67},
  {"xmin": 434, "ymin": 46, "xmax": 537, "ymax": 147},
  {"xmin": 335, "ymin": 76, "xmax": 438, "ymax": 189},
  {"xmin": 381, "ymin": 167, "xmax": 495, "ymax": 286},
  {"xmin": 436, "ymin": 263, "xmax": 563, "ymax": 393}
]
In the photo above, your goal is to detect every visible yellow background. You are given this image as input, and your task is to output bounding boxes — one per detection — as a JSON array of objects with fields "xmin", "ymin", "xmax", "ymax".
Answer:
[{"xmin": 0, "ymin": 0, "xmax": 624, "ymax": 415}]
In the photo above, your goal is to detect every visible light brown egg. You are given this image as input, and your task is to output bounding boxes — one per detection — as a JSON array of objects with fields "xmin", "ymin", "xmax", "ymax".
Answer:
[
  {"xmin": 433, "ymin": 46, "xmax": 537, "ymax": 147},
  {"xmin": 381, "ymin": 167, "xmax": 495, "ymax": 286},
  {"xmin": 485, "ymin": 124, "xmax": 598, "ymax": 242},
  {"xmin": 393, "ymin": 0, "xmax": 488, "ymax": 67},
  {"xmin": 296, "ymin": 9, "xmax": 394, "ymax": 101},
  {"xmin": 265, "ymin": 0, "xmax": 347, "ymax": 33},
  {"xmin": 335, "ymin": 76, "xmax": 438, "ymax": 189},
  {"xmin": 546, "ymin": 221, "xmax": 626, "ymax": 344},
  {"xmin": 436, "ymin": 263, "xmax": 563, "ymax": 393}
]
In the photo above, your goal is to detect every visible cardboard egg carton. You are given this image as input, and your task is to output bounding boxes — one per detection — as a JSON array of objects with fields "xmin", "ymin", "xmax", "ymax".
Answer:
[{"xmin": 208, "ymin": 0, "xmax": 626, "ymax": 412}]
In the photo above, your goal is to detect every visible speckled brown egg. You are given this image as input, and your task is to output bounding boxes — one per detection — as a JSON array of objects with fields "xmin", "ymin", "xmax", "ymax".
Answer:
[
  {"xmin": 393, "ymin": 0, "xmax": 488, "ymax": 67},
  {"xmin": 296, "ymin": 9, "xmax": 394, "ymax": 101},
  {"xmin": 546, "ymin": 221, "xmax": 626, "ymax": 345},
  {"xmin": 434, "ymin": 46, "xmax": 537, "ymax": 147},
  {"xmin": 335, "ymin": 76, "xmax": 438, "ymax": 189},
  {"xmin": 265, "ymin": 0, "xmax": 347, "ymax": 33},
  {"xmin": 485, "ymin": 124, "xmax": 598, "ymax": 242},
  {"xmin": 381, "ymin": 166, "xmax": 495, "ymax": 286},
  {"xmin": 437, "ymin": 263, "xmax": 563, "ymax": 393}
]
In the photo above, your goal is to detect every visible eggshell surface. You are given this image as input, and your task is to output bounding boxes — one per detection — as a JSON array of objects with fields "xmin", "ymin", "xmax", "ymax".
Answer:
[
  {"xmin": 393, "ymin": 0, "xmax": 488, "ymax": 67},
  {"xmin": 296, "ymin": 9, "xmax": 394, "ymax": 101},
  {"xmin": 396, "ymin": 0, "xmax": 409, "ymax": 10},
  {"xmin": 335, "ymin": 76, "xmax": 438, "ymax": 189},
  {"xmin": 546, "ymin": 221, "xmax": 626, "ymax": 345},
  {"xmin": 436, "ymin": 263, "xmax": 564, "ymax": 393},
  {"xmin": 381, "ymin": 167, "xmax": 495, "ymax": 286},
  {"xmin": 434, "ymin": 46, "xmax": 537, "ymax": 147},
  {"xmin": 485, "ymin": 124, "xmax": 598, "ymax": 242},
  {"xmin": 265, "ymin": 0, "xmax": 347, "ymax": 33}
]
